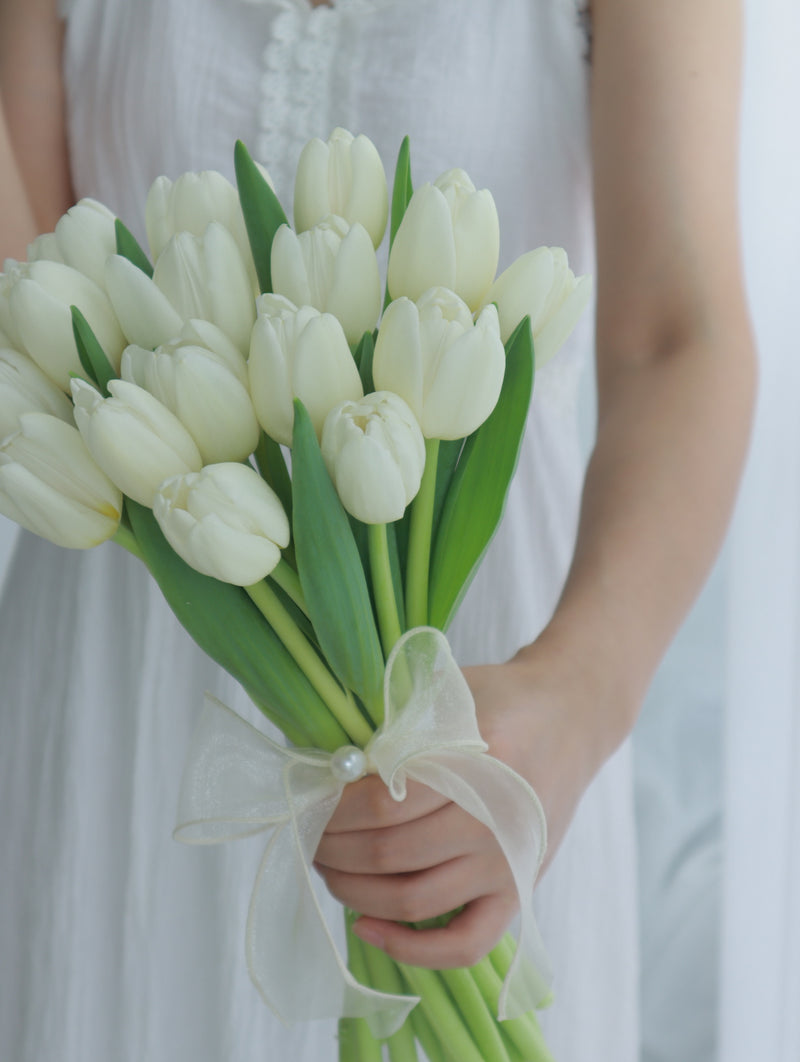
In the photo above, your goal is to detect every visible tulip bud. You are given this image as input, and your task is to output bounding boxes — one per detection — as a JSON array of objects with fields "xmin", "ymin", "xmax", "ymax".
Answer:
[
  {"xmin": 71, "ymin": 377, "xmax": 202, "ymax": 507},
  {"xmin": 481, "ymin": 246, "xmax": 592, "ymax": 362},
  {"xmin": 294, "ymin": 128, "xmax": 388, "ymax": 249},
  {"xmin": 145, "ymin": 169, "xmax": 256, "ymax": 285},
  {"xmin": 0, "ymin": 412, "xmax": 122, "ymax": 548},
  {"xmin": 153, "ymin": 462, "xmax": 290, "ymax": 585},
  {"xmin": 321, "ymin": 391, "xmax": 426, "ymax": 524},
  {"xmin": 0, "ymin": 347, "xmax": 75, "ymax": 441},
  {"xmin": 373, "ymin": 287, "xmax": 505, "ymax": 440},
  {"xmin": 54, "ymin": 198, "xmax": 118, "ymax": 289},
  {"xmin": 121, "ymin": 342, "xmax": 260, "ymax": 464},
  {"xmin": 153, "ymin": 223, "xmax": 256, "ymax": 354},
  {"xmin": 249, "ymin": 296, "xmax": 363, "ymax": 446},
  {"xmin": 388, "ymin": 169, "xmax": 499, "ymax": 311},
  {"xmin": 0, "ymin": 259, "xmax": 126, "ymax": 392},
  {"xmin": 271, "ymin": 216, "xmax": 381, "ymax": 345}
]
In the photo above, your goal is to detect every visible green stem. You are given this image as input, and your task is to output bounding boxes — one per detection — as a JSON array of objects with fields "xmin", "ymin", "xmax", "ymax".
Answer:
[
  {"xmin": 358, "ymin": 935, "xmax": 419, "ymax": 1062},
  {"xmin": 245, "ymin": 580, "xmax": 371, "ymax": 746},
  {"xmin": 368, "ymin": 523, "xmax": 404, "ymax": 656},
  {"xmin": 471, "ymin": 955, "xmax": 554, "ymax": 1062},
  {"xmin": 437, "ymin": 966, "xmax": 512, "ymax": 1062},
  {"xmin": 405, "ymin": 437, "xmax": 440, "ymax": 628},
  {"xmin": 407, "ymin": 1002, "xmax": 452, "ymax": 1062},
  {"xmin": 397, "ymin": 964, "xmax": 485, "ymax": 1062},
  {"xmin": 490, "ymin": 933, "xmax": 555, "ymax": 1012},
  {"xmin": 269, "ymin": 557, "xmax": 308, "ymax": 616},
  {"xmin": 342, "ymin": 916, "xmax": 386, "ymax": 1062},
  {"xmin": 111, "ymin": 522, "xmax": 144, "ymax": 561}
]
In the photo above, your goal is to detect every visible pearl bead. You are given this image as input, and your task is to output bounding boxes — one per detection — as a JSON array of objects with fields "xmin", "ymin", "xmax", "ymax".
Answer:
[{"xmin": 330, "ymin": 745, "xmax": 367, "ymax": 783}]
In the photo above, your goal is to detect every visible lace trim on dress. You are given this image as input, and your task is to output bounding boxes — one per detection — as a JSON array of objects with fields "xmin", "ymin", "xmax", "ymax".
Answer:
[{"xmin": 240, "ymin": 0, "xmax": 398, "ymax": 198}]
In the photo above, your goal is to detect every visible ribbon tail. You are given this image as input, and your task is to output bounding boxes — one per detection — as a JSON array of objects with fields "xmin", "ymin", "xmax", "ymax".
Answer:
[
  {"xmin": 405, "ymin": 752, "xmax": 552, "ymax": 1018},
  {"xmin": 245, "ymin": 762, "xmax": 418, "ymax": 1038}
]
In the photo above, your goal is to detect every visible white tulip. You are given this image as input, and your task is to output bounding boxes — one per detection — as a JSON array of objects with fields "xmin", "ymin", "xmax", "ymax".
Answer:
[
  {"xmin": 294, "ymin": 128, "xmax": 388, "ymax": 249},
  {"xmin": 26, "ymin": 233, "xmax": 64, "ymax": 264},
  {"xmin": 0, "ymin": 412, "xmax": 122, "ymax": 548},
  {"xmin": 388, "ymin": 169, "xmax": 499, "ymax": 311},
  {"xmin": 0, "ymin": 347, "xmax": 74, "ymax": 441},
  {"xmin": 153, "ymin": 223, "xmax": 256, "ymax": 353},
  {"xmin": 104, "ymin": 253, "xmax": 184, "ymax": 350},
  {"xmin": 146, "ymin": 171, "xmax": 235, "ymax": 258},
  {"xmin": 481, "ymin": 246, "xmax": 592, "ymax": 362},
  {"xmin": 145, "ymin": 170, "xmax": 253, "ymax": 272},
  {"xmin": 0, "ymin": 267, "xmax": 24, "ymax": 352},
  {"xmin": 71, "ymin": 377, "xmax": 202, "ymax": 507},
  {"xmin": 0, "ymin": 259, "xmax": 126, "ymax": 391},
  {"xmin": 121, "ymin": 342, "xmax": 260, "ymax": 464},
  {"xmin": 271, "ymin": 216, "xmax": 381, "ymax": 345},
  {"xmin": 249, "ymin": 297, "xmax": 363, "ymax": 446},
  {"xmin": 321, "ymin": 391, "xmax": 426, "ymax": 524},
  {"xmin": 153, "ymin": 462, "xmax": 289, "ymax": 585},
  {"xmin": 373, "ymin": 287, "xmax": 505, "ymax": 440},
  {"xmin": 54, "ymin": 198, "xmax": 118, "ymax": 289}
]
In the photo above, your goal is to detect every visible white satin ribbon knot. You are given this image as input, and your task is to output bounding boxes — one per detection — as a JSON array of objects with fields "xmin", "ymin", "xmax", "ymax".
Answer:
[{"xmin": 174, "ymin": 626, "xmax": 551, "ymax": 1036}]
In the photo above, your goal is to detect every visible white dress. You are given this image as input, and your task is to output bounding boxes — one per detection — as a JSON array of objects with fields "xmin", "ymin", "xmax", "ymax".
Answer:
[{"xmin": 0, "ymin": 1, "xmax": 638, "ymax": 1059}]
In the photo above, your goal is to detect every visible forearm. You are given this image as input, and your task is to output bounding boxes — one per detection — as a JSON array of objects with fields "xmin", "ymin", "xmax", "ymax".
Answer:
[
  {"xmin": 0, "ymin": 99, "xmax": 38, "ymax": 259},
  {"xmin": 530, "ymin": 323, "xmax": 755, "ymax": 757},
  {"xmin": 0, "ymin": 0, "xmax": 72, "ymax": 259}
]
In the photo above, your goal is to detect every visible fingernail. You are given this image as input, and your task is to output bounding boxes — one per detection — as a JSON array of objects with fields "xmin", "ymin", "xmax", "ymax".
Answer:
[{"xmin": 352, "ymin": 921, "xmax": 385, "ymax": 949}]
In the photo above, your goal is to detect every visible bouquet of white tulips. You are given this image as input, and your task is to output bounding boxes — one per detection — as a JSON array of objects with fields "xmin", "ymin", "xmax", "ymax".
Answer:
[{"xmin": 0, "ymin": 128, "xmax": 590, "ymax": 1062}]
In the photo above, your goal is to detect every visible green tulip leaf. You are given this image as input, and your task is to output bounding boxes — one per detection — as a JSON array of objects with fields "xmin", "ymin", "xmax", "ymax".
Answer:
[
  {"xmin": 126, "ymin": 499, "xmax": 350, "ymax": 751},
  {"xmin": 384, "ymin": 520, "xmax": 406, "ymax": 632},
  {"xmin": 428, "ymin": 317, "xmax": 535, "ymax": 632},
  {"xmin": 389, "ymin": 135, "xmax": 413, "ymax": 249},
  {"xmin": 71, "ymin": 306, "xmax": 117, "ymax": 395},
  {"xmin": 291, "ymin": 400, "xmax": 385, "ymax": 716},
  {"xmin": 354, "ymin": 329, "xmax": 375, "ymax": 393},
  {"xmin": 234, "ymin": 139, "xmax": 289, "ymax": 294},
  {"xmin": 432, "ymin": 437, "xmax": 465, "ymax": 542},
  {"xmin": 254, "ymin": 431, "xmax": 293, "ymax": 523},
  {"xmin": 114, "ymin": 219, "xmax": 154, "ymax": 278}
]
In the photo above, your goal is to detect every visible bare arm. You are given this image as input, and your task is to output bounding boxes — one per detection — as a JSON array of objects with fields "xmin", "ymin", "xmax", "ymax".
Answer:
[
  {"xmin": 317, "ymin": 0, "xmax": 755, "ymax": 969},
  {"xmin": 539, "ymin": 0, "xmax": 755, "ymax": 731},
  {"xmin": 0, "ymin": 0, "xmax": 72, "ymax": 259}
]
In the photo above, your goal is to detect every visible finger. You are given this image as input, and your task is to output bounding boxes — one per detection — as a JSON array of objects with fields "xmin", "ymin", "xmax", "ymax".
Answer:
[
  {"xmin": 325, "ymin": 774, "xmax": 449, "ymax": 833},
  {"xmin": 318, "ymin": 855, "xmax": 503, "ymax": 924},
  {"xmin": 316, "ymin": 803, "xmax": 493, "ymax": 875},
  {"xmin": 351, "ymin": 891, "xmax": 519, "ymax": 970}
]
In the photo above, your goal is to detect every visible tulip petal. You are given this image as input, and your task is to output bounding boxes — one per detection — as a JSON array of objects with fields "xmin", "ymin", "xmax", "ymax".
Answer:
[
  {"xmin": 387, "ymin": 184, "xmax": 456, "ymax": 301},
  {"xmin": 294, "ymin": 137, "xmax": 332, "ymax": 233},
  {"xmin": 105, "ymin": 254, "xmax": 184, "ymax": 349},
  {"xmin": 326, "ymin": 223, "xmax": 381, "ymax": 344}
]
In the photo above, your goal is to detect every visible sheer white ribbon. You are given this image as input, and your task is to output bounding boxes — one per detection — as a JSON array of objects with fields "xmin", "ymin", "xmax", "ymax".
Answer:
[{"xmin": 174, "ymin": 626, "xmax": 551, "ymax": 1036}]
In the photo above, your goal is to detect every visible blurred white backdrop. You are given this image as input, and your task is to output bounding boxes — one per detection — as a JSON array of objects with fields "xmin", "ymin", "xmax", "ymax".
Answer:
[{"xmin": 635, "ymin": 2, "xmax": 800, "ymax": 1060}]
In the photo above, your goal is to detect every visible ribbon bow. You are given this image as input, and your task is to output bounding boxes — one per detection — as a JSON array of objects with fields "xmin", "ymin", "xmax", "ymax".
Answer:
[{"xmin": 174, "ymin": 627, "xmax": 551, "ymax": 1036}]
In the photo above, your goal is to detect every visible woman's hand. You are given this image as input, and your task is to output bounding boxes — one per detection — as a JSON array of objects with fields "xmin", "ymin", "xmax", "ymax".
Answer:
[{"xmin": 314, "ymin": 636, "xmax": 627, "ymax": 969}]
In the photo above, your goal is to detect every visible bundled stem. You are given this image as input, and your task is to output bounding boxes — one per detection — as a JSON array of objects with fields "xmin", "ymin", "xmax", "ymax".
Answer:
[
  {"xmin": 405, "ymin": 438, "xmax": 440, "ymax": 628},
  {"xmin": 368, "ymin": 523, "xmax": 404, "ymax": 657},
  {"xmin": 246, "ymin": 579, "xmax": 371, "ymax": 746}
]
